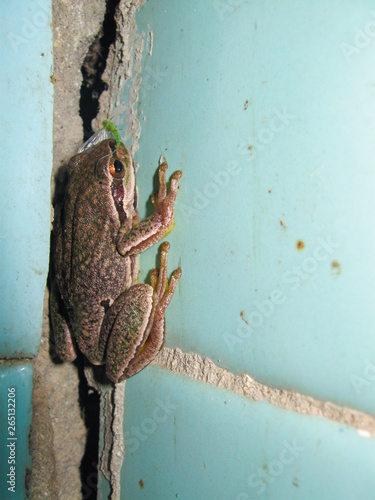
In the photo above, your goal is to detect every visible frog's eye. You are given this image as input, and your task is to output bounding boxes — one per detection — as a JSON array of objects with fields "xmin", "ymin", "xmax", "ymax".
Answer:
[{"xmin": 110, "ymin": 159, "xmax": 125, "ymax": 179}]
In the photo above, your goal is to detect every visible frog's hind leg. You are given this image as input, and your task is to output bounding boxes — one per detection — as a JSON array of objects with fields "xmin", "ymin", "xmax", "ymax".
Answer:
[
  {"xmin": 115, "ymin": 241, "xmax": 182, "ymax": 382},
  {"xmin": 50, "ymin": 281, "xmax": 77, "ymax": 362},
  {"xmin": 104, "ymin": 284, "xmax": 157, "ymax": 383}
]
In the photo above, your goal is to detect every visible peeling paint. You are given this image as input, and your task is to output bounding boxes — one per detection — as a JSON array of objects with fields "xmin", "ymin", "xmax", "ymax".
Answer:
[
  {"xmin": 126, "ymin": 33, "xmax": 144, "ymax": 157},
  {"xmin": 148, "ymin": 28, "xmax": 154, "ymax": 56},
  {"xmin": 111, "ymin": 381, "xmax": 126, "ymax": 500},
  {"xmin": 154, "ymin": 348, "xmax": 375, "ymax": 435},
  {"xmin": 100, "ymin": 388, "xmax": 114, "ymax": 482},
  {"xmin": 84, "ymin": 368, "xmax": 125, "ymax": 499},
  {"xmin": 97, "ymin": 0, "xmax": 146, "ymax": 157}
]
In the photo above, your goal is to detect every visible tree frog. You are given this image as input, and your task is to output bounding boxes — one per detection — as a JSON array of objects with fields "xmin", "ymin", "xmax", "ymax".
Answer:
[{"xmin": 50, "ymin": 138, "xmax": 182, "ymax": 383}]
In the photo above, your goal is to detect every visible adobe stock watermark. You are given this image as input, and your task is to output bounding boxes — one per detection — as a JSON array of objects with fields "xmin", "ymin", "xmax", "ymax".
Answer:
[
  {"xmin": 177, "ymin": 159, "xmax": 241, "ymax": 225},
  {"xmin": 350, "ymin": 359, "xmax": 375, "ymax": 395},
  {"xmin": 141, "ymin": 65, "xmax": 169, "ymax": 92},
  {"xmin": 238, "ymin": 108, "xmax": 295, "ymax": 159},
  {"xmin": 124, "ymin": 398, "xmax": 177, "ymax": 453},
  {"xmin": 177, "ymin": 107, "xmax": 295, "ymax": 225},
  {"xmin": 214, "ymin": 0, "xmax": 245, "ymax": 21},
  {"xmin": 7, "ymin": 2, "xmax": 50, "ymax": 53},
  {"xmin": 236, "ymin": 439, "xmax": 305, "ymax": 498},
  {"xmin": 340, "ymin": 12, "xmax": 375, "ymax": 63},
  {"xmin": 224, "ymin": 236, "xmax": 339, "ymax": 351}
]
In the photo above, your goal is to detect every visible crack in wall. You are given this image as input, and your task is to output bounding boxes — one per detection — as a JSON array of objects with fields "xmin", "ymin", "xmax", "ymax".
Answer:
[
  {"xmin": 97, "ymin": 0, "xmax": 146, "ymax": 157},
  {"xmin": 90, "ymin": 2, "xmax": 146, "ymax": 498},
  {"xmin": 79, "ymin": 0, "xmax": 121, "ymax": 140},
  {"xmin": 84, "ymin": 366, "xmax": 125, "ymax": 499},
  {"xmin": 154, "ymin": 348, "xmax": 375, "ymax": 436}
]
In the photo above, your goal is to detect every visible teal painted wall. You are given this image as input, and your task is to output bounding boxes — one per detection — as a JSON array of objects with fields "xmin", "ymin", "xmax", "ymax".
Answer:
[
  {"xmin": 116, "ymin": 1, "xmax": 375, "ymax": 499},
  {"xmin": 0, "ymin": 0, "xmax": 52, "ymax": 357},
  {"xmin": 131, "ymin": 0, "xmax": 375, "ymax": 416},
  {"xmin": 0, "ymin": 1, "xmax": 52, "ymax": 498},
  {"xmin": 0, "ymin": 365, "xmax": 33, "ymax": 499},
  {"xmin": 122, "ymin": 367, "xmax": 375, "ymax": 499}
]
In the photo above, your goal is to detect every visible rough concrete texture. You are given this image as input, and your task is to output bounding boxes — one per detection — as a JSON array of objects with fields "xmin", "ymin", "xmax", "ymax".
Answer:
[
  {"xmin": 84, "ymin": 376, "xmax": 126, "ymax": 500},
  {"xmin": 154, "ymin": 348, "xmax": 375, "ymax": 435},
  {"xmin": 31, "ymin": 1, "xmax": 148, "ymax": 498},
  {"xmin": 53, "ymin": 0, "xmax": 107, "ymax": 169},
  {"xmin": 110, "ymin": 382, "xmax": 126, "ymax": 500},
  {"xmin": 81, "ymin": 365, "xmax": 126, "ymax": 500},
  {"xmin": 31, "ymin": 293, "xmax": 87, "ymax": 499},
  {"xmin": 96, "ymin": 0, "xmax": 145, "ymax": 156},
  {"xmin": 31, "ymin": 1, "xmax": 107, "ymax": 498}
]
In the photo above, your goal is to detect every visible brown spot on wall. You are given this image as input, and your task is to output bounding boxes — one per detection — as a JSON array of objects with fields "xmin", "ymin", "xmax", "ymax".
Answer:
[
  {"xmin": 296, "ymin": 240, "xmax": 305, "ymax": 250},
  {"xmin": 331, "ymin": 260, "xmax": 342, "ymax": 278},
  {"xmin": 240, "ymin": 310, "xmax": 248, "ymax": 324}
]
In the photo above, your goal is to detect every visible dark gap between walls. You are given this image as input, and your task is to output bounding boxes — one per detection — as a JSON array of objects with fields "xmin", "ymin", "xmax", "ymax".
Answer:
[
  {"xmin": 78, "ymin": 1, "xmax": 120, "ymax": 498},
  {"xmin": 79, "ymin": 359, "xmax": 100, "ymax": 500},
  {"xmin": 79, "ymin": 0, "xmax": 120, "ymax": 141}
]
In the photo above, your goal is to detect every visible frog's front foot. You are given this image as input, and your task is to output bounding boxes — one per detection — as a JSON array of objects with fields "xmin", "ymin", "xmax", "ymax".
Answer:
[
  {"xmin": 116, "ymin": 161, "xmax": 182, "ymax": 256},
  {"xmin": 106, "ymin": 242, "xmax": 181, "ymax": 382},
  {"xmin": 152, "ymin": 162, "xmax": 182, "ymax": 230}
]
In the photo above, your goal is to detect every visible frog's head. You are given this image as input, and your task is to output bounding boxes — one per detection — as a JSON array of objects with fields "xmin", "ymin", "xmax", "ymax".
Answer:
[{"xmin": 95, "ymin": 139, "xmax": 136, "ymax": 223}]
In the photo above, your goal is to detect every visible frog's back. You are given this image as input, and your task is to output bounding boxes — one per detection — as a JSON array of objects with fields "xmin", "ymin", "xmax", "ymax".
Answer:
[
  {"xmin": 54, "ymin": 159, "xmax": 127, "ymax": 308},
  {"xmin": 68, "ymin": 184, "xmax": 127, "ymax": 301}
]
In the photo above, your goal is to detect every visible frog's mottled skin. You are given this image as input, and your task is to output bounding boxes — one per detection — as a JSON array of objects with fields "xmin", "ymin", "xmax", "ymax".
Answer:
[{"xmin": 50, "ymin": 139, "xmax": 182, "ymax": 382}]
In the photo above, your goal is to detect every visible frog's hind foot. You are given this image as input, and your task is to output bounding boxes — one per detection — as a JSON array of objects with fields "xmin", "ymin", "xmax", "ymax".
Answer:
[
  {"xmin": 115, "ymin": 242, "xmax": 181, "ymax": 382},
  {"xmin": 150, "ymin": 241, "xmax": 182, "ymax": 317}
]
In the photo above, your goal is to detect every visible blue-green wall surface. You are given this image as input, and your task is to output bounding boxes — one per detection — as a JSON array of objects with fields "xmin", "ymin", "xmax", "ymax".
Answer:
[
  {"xmin": 107, "ymin": 1, "xmax": 375, "ymax": 498},
  {"xmin": 0, "ymin": 364, "xmax": 33, "ymax": 500},
  {"xmin": 121, "ymin": 366, "xmax": 375, "ymax": 500},
  {"xmin": 0, "ymin": 0, "xmax": 53, "ymax": 357},
  {"xmin": 0, "ymin": 1, "xmax": 52, "ymax": 498},
  {"xmin": 127, "ymin": 0, "xmax": 375, "ymax": 417}
]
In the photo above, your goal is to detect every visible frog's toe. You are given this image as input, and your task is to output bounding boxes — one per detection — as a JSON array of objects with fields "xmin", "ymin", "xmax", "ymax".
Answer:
[
  {"xmin": 150, "ymin": 268, "xmax": 159, "ymax": 290},
  {"xmin": 157, "ymin": 267, "xmax": 182, "ymax": 315}
]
